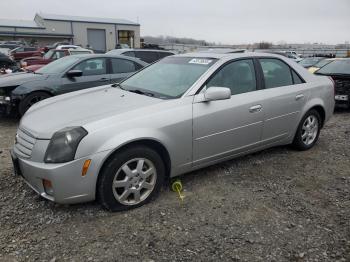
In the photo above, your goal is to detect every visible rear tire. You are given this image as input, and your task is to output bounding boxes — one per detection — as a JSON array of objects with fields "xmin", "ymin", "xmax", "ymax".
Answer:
[
  {"xmin": 18, "ymin": 91, "xmax": 51, "ymax": 116},
  {"xmin": 97, "ymin": 146, "xmax": 165, "ymax": 212},
  {"xmin": 292, "ymin": 109, "xmax": 321, "ymax": 151}
]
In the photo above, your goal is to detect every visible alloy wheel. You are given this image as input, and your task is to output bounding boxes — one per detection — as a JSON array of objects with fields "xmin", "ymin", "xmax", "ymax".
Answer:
[
  {"xmin": 301, "ymin": 115, "xmax": 319, "ymax": 145},
  {"xmin": 112, "ymin": 158, "xmax": 157, "ymax": 205}
]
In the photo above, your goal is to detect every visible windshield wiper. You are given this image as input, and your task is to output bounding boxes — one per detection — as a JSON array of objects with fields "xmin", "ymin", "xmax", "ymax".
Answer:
[
  {"xmin": 128, "ymin": 89, "xmax": 154, "ymax": 97},
  {"xmin": 316, "ymin": 72, "xmax": 350, "ymax": 76},
  {"xmin": 111, "ymin": 83, "xmax": 124, "ymax": 89},
  {"xmin": 112, "ymin": 83, "xmax": 155, "ymax": 97}
]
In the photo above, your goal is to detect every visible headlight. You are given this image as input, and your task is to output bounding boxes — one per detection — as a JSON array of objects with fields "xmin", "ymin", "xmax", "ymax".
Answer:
[{"xmin": 44, "ymin": 127, "xmax": 88, "ymax": 163}]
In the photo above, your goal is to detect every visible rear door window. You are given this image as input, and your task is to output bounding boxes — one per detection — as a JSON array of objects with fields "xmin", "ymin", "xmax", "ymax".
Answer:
[
  {"xmin": 24, "ymin": 47, "xmax": 36, "ymax": 51},
  {"xmin": 259, "ymin": 58, "xmax": 293, "ymax": 88},
  {"xmin": 111, "ymin": 58, "xmax": 140, "ymax": 73},
  {"xmin": 134, "ymin": 51, "xmax": 159, "ymax": 63}
]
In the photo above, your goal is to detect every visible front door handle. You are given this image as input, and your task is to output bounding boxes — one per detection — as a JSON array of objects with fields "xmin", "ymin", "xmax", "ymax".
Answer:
[
  {"xmin": 249, "ymin": 105, "xmax": 262, "ymax": 113},
  {"xmin": 295, "ymin": 94, "xmax": 304, "ymax": 100}
]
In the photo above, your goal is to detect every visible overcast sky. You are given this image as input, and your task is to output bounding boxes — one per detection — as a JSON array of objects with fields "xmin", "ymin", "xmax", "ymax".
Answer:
[{"xmin": 1, "ymin": 0, "xmax": 349, "ymax": 44}]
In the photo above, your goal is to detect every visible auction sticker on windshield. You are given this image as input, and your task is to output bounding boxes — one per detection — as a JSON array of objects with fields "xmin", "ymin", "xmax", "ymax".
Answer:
[{"xmin": 189, "ymin": 58, "xmax": 213, "ymax": 65}]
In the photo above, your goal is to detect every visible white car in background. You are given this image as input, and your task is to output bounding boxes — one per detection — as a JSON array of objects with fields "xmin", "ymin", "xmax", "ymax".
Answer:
[{"xmin": 56, "ymin": 45, "xmax": 81, "ymax": 50}]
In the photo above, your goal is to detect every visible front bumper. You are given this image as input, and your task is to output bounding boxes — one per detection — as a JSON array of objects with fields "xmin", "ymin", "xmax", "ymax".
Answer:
[{"xmin": 11, "ymin": 149, "xmax": 110, "ymax": 204}]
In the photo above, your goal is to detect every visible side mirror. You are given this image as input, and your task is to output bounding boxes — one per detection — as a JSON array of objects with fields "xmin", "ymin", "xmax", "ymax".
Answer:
[
  {"xmin": 66, "ymin": 70, "xmax": 83, "ymax": 78},
  {"xmin": 204, "ymin": 87, "xmax": 231, "ymax": 101}
]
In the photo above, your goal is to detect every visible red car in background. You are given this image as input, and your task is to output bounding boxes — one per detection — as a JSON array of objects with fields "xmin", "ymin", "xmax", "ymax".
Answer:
[
  {"xmin": 9, "ymin": 47, "xmax": 42, "ymax": 61},
  {"xmin": 20, "ymin": 48, "xmax": 94, "ymax": 70}
]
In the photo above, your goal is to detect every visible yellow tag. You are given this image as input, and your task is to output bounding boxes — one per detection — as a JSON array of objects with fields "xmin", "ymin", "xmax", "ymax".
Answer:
[{"xmin": 171, "ymin": 180, "xmax": 185, "ymax": 203}]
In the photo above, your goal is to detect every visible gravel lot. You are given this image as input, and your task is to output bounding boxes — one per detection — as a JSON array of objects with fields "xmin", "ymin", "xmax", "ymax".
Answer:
[{"xmin": 0, "ymin": 110, "xmax": 349, "ymax": 262}]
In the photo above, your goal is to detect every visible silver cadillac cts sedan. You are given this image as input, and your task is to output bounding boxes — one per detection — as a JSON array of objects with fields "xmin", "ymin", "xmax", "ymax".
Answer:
[{"xmin": 11, "ymin": 52, "xmax": 335, "ymax": 211}]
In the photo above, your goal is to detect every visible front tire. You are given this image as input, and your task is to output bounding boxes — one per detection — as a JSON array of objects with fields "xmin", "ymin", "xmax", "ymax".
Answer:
[
  {"xmin": 97, "ymin": 146, "xmax": 165, "ymax": 212},
  {"xmin": 292, "ymin": 109, "xmax": 321, "ymax": 151},
  {"xmin": 18, "ymin": 91, "xmax": 51, "ymax": 116}
]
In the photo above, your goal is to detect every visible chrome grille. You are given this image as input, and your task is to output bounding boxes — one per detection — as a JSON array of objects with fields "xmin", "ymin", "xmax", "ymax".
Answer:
[{"xmin": 14, "ymin": 128, "xmax": 36, "ymax": 159}]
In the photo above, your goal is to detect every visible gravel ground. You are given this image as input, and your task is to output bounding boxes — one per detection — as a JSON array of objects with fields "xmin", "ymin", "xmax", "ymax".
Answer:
[{"xmin": 0, "ymin": 110, "xmax": 349, "ymax": 262}]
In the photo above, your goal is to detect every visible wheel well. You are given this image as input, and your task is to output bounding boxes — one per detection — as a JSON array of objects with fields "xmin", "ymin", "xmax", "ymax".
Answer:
[
  {"xmin": 309, "ymin": 105, "xmax": 326, "ymax": 127},
  {"xmin": 27, "ymin": 90, "xmax": 53, "ymax": 97},
  {"xmin": 98, "ymin": 139, "xmax": 172, "ymax": 182}
]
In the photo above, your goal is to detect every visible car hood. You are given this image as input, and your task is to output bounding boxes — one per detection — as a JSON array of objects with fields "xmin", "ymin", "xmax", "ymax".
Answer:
[
  {"xmin": 20, "ymin": 86, "xmax": 162, "ymax": 139},
  {"xmin": 0, "ymin": 72, "xmax": 49, "ymax": 88}
]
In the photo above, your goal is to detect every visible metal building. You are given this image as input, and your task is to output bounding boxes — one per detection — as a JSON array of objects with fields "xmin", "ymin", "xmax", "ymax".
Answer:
[{"xmin": 0, "ymin": 13, "xmax": 140, "ymax": 52}]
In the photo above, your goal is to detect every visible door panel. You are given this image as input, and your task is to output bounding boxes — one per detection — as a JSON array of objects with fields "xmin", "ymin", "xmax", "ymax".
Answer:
[
  {"xmin": 193, "ymin": 92, "xmax": 264, "ymax": 165},
  {"xmin": 192, "ymin": 59, "xmax": 263, "ymax": 166},
  {"xmin": 260, "ymin": 84, "xmax": 308, "ymax": 143},
  {"xmin": 258, "ymin": 58, "xmax": 309, "ymax": 144},
  {"xmin": 59, "ymin": 58, "xmax": 110, "ymax": 94}
]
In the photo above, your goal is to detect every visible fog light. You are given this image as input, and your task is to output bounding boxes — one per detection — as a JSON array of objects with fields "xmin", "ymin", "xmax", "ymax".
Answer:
[
  {"xmin": 43, "ymin": 179, "xmax": 53, "ymax": 196},
  {"xmin": 81, "ymin": 159, "xmax": 91, "ymax": 177}
]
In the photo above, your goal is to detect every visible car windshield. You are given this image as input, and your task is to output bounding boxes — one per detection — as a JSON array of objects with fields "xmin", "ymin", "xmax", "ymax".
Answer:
[
  {"xmin": 299, "ymin": 57, "xmax": 323, "ymax": 67},
  {"xmin": 313, "ymin": 59, "xmax": 332, "ymax": 69},
  {"xmin": 316, "ymin": 59, "xmax": 350, "ymax": 75},
  {"xmin": 36, "ymin": 56, "xmax": 81, "ymax": 74},
  {"xmin": 119, "ymin": 57, "xmax": 217, "ymax": 99},
  {"xmin": 43, "ymin": 49, "xmax": 54, "ymax": 59}
]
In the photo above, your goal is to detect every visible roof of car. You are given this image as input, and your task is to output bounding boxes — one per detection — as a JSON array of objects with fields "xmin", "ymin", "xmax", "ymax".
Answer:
[
  {"xmin": 198, "ymin": 48, "xmax": 246, "ymax": 54},
  {"xmin": 174, "ymin": 51, "xmax": 286, "ymax": 60},
  {"xmin": 109, "ymin": 49, "xmax": 175, "ymax": 54},
  {"xmin": 64, "ymin": 53, "xmax": 148, "ymax": 64}
]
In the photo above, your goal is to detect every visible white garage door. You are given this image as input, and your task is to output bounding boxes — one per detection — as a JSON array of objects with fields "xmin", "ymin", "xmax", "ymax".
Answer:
[{"xmin": 87, "ymin": 29, "xmax": 106, "ymax": 53}]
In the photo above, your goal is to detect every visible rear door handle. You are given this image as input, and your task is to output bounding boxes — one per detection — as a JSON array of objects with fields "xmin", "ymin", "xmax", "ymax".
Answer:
[
  {"xmin": 99, "ymin": 77, "xmax": 109, "ymax": 82},
  {"xmin": 295, "ymin": 94, "xmax": 304, "ymax": 100},
  {"xmin": 249, "ymin": 105, "xmax": 262, "ymax": 113}
]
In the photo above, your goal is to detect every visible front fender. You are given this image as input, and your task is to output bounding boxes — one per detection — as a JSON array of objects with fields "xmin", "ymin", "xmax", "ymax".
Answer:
[
  {"xmin": 11, "ymin": 85, "xmax": 34, "ymax": 96},
  {"xmin": 76, "ymin": 128, "xmax": 174, "ymax": 163},
  {"xmin": 77, "ymin": 122, "xmax": 193, "ymax": 177},
  {"xmin": 11, "ymin": 85, "xmax": 54, "ymax": 100}
]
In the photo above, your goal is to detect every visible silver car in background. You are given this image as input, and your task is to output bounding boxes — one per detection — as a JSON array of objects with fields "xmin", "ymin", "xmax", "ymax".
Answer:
[{"xmin": 11, "ymin": 52, "xmax": 334, "ymax": 211}]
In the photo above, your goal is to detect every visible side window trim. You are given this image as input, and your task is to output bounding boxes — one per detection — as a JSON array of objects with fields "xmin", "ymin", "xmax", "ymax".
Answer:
[
  {"xmin": 291, "ymin": 68, "xmax": 305, "ymax": 84},
  {"xmin": 197, "ymin": 58, "xmax": 259, "ymax": 95},
  {"xmin": 110, "ymin": 58, "xmax": 139, "ymax": 74},
  {"xmin": 257, "ymin": 57, "xmax": 306, "ymax": 88},
  {"xmin": 106, "ymin": 57, "xmax": 112, "ymax": 74}
]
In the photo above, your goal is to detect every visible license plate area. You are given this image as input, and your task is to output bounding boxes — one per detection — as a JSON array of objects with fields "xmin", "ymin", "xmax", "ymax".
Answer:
[{"xmin": 335, "ymin": 95, "xmax": 348, "ymax": 101}]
